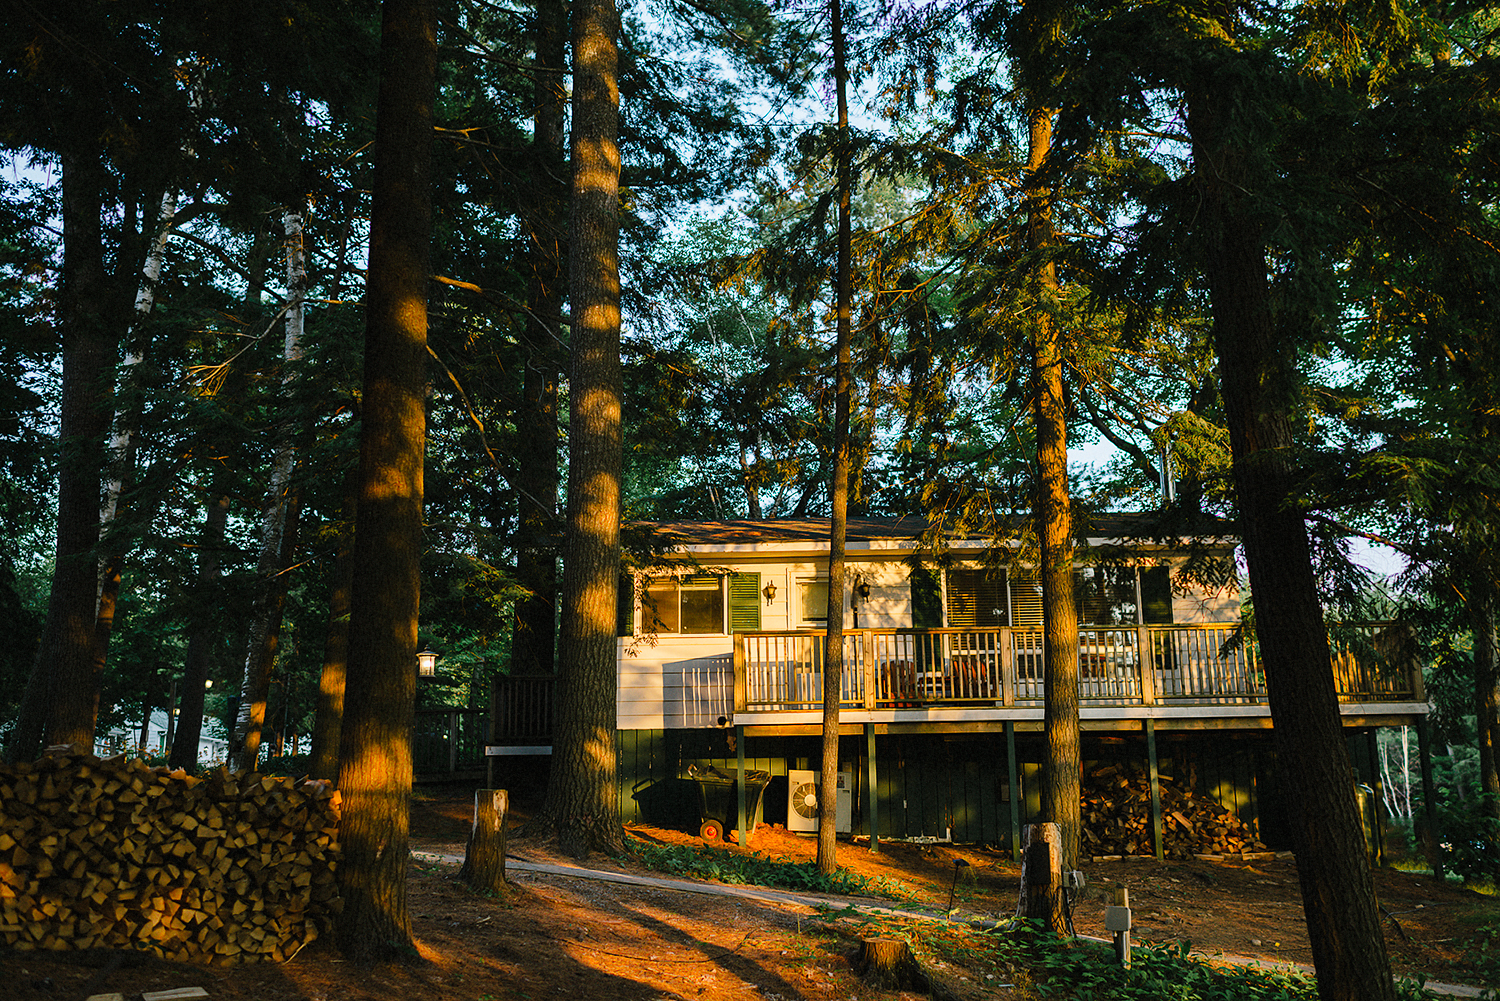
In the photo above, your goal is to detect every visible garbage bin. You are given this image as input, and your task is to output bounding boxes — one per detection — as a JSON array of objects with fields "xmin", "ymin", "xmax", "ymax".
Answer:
[{"xmin": 686, "ymin": 764, "xmax": 771, "ymax": 844}]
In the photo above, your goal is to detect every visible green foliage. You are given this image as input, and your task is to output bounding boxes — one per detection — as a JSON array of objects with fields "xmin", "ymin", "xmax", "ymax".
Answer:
[
  {"xmin": 988, "ymin": 921, "xmax": 1442, "ymax": 1000},
  {"xmin": 1433, "ymin": 791, "xmax": 1500, "ymax": 885},
  {"xmin": 628, "ymin": 838, "xmax": 910, "ymax": 899},
  {"xmin": 1458, "ymin": 919, "xmax": 1500, "ymax": 996}
]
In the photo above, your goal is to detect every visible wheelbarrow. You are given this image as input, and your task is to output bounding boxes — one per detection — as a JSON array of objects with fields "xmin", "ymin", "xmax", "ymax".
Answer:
[{"xmin": 686, "ymin": 764, "xmax": 771, "ymax": 844}]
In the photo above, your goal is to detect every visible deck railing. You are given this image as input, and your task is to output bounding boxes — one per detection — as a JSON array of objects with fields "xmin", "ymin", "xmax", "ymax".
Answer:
[{"xmin": 732, "ymin": 622, "xmax": 1423, "ymax": 713}]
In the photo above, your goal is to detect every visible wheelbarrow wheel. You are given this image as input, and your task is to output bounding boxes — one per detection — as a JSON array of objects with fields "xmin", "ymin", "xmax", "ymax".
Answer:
[{"xmin": 700, "ymin": 819, "xmax": 724, "ymax": 842}]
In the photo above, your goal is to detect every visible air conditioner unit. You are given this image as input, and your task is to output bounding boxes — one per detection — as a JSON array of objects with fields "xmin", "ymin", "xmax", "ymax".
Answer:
[{"xmin": 786, "ymin": 768, "xmax": 852, "ymax": 834}]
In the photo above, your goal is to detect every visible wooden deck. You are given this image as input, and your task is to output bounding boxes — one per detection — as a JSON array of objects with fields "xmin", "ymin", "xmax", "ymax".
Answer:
[{"xmin": 730, "ymin": 623, "xmax": 1427, "ymax": 734}]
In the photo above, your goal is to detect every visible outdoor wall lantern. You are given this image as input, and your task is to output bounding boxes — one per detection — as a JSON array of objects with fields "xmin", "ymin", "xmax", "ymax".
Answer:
[
  {"xmin": 853, "ymin": 579, "xmax": 872, "ymax": 606},
  {"xmin": 416, "ymin": 647, "xmax": 440, "ymax": 677},
  {"xmin": 762, "ymin": 580, "xmax": 778, "ymax": 605}
]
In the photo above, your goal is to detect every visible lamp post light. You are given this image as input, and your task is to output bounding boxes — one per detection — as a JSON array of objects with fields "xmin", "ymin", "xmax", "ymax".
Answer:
[{"xmin": 416, "ymin": 647, "xmax": 439, "ymax": 677}]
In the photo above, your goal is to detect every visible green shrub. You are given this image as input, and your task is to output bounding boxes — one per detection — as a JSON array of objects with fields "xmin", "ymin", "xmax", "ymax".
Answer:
[{"xmin": 628, "ymin": 838, "xmax": 910, "ymax": 899}]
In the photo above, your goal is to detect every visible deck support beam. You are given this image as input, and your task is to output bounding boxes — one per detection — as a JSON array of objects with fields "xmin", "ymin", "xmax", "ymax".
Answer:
[
  {"xmin": 1006, "ymin": 721, "xmax": 1022, "ymax": 861},
  {"xmin": 736, "ymin": 723, "xmax": 747, "ymax": 845},
  {"xmin": 865, "ymin": 722, "xmax": 879, "ymax": 852},
  {"xmin": 1146, "ymin": 719, "xmax": 1163, "ymax": 860}
]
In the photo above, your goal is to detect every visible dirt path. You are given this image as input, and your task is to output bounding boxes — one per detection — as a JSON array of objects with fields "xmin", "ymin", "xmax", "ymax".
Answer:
[{"xmin": 2, "ymin": 789, "xmax": 1494, "ymax": 1001}]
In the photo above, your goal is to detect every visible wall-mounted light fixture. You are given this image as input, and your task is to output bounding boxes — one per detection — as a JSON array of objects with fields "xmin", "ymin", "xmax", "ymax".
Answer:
[
  {"xmin": 416, "ymin": 647, "xmax": 439, "ymax": 677},
  {"xmin": 762, "ymin": 580, "xmax": 778, "ymax": 605}
]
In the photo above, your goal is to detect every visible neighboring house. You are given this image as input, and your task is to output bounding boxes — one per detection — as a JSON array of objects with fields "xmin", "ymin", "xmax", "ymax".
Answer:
[
  {"xmin": 493, "ymin": 516, "xmax": 1427, "ymax": 852},
  {"xmin": 96, "ymin": 709, "xmax": 229, "ymax": 766}
]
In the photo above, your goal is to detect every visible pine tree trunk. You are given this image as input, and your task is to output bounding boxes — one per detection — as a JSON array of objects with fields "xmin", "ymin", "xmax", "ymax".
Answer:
[
  {"xmin": 334, "ymin": 0, "xmax": 436, "ymax": 962},
  {"xmin": 1026, "ymin": 101, "xmax": 1081, "ymax": 881},
  {"xmin": 8, "ymin": 145, "xmax": 119, "ymax": 761},
  {"xmin": 512, "ymin": 0, "xmax": 567, "ymax": 680},
  {"xmin": 1473, "ymin": 585, "xmax": 1499, "ymax": 822},
  {"xmin": 525, "ymin": 0, "xmax": 626, "ymax": 859},
  {"xmin": 818, "ymin": 0, "xmax": 854, "ymax": 877},
  {"xmin": 1188, "ymin": 66, "xmax": 1397, "ymax": 1001},
  {"xmin": 169, "ymin": 492, "xmax": 229, "ymax": 770},
  {"xmin": 308, "ymin": 477, "xmax": 357, "ymax": 781}
]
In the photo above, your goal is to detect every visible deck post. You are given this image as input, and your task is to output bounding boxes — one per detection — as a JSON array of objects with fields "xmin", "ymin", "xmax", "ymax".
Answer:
[
  {"xmin": 865, "ymin": 722, "xmax": 879, "ymax": 852},
  {"xmin": 1005, "ymin": 721, "xmax": 1022, "ymax": 861},
  {"xmin": 736, "ymin": 723, "xmax": 747, "ymax": 845},
  {"xmin": 1146, "ymin": 719, "xmax": 1163, "ymax": 860},
  {"xmin": 733, "ymin": 634, "xmax": 747, "ymax": 712},
  {"xmin": 1138, "ymin": 626, "xmax": 1156, "ymax": 704},
  {"xmin": 862, "ymin": 630, "xmax": 877, "ymax": 710},
  {"xmin": 1000, "ymin": 627, "xmax": 1015, "ymax": 706},
  {"xmin": 1416, "ymin": 716, "xmax": 1443, "ymax": 880}
]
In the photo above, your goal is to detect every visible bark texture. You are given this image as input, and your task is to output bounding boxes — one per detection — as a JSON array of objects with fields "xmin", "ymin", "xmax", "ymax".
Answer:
[
  {"xmin": 817, "ymin": 0, "xmax": 854, "ymax": 877},
  {"xmin": 169, "ymin": 492, "xmax": 229, "ymax": 770},
  {"xmin": 9, "ymin": 145, "xmax": 119, "ymax": 760},
  {"xmin": 309, "ymin": 481, "xmax": 357, "ymax": 782},
  {"xmin": 511, "ymin": 0, "xmax": 568, "ymax": 681},
  {"xmin": 335, "ymin": 0, "xmax": 436, "ymax": 962},
  {"xmin": 525, "ymin": 0, "xmax": 626, "ymax": 859},
  {"xmin": 1188, "ymin": 64, "xmax": 1397, "ymax": 1001},
  {"xmin": 235, "ymin": 208, "xmax": 308, "ymax": 771},
  {"xmin": 1027, "ymin": 102, "xmax": 1081, "ymax": 880}
]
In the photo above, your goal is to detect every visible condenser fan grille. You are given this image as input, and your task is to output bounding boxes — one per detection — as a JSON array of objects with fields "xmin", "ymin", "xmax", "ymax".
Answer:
[{"xmin": 791, "ymin": 782, "xmax": 819, "ymax": 819}]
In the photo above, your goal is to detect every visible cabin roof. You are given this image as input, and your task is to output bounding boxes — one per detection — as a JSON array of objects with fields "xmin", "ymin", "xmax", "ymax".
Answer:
[{"xmin": 635, "ymin": 513, "xmax": 1236, "ymax": 551}]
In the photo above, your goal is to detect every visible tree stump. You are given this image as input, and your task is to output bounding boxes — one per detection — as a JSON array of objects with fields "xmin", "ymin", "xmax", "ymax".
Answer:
[
  {"xmin": 853, "ymin": 937, "xmax": 928, "ymax": 992},
  {"xmin": 1017, "ymin": 821, "xmax": 1065, "ymax": 933},
  {"xmin": 459, "ymin": 789, "xmax": 508, "ymax": 893}
]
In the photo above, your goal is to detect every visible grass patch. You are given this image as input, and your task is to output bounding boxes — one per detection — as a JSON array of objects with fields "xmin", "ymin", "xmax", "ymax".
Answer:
[{"xmin": 628, "ymin": 837, "xmax": 912, "ymax": 900}]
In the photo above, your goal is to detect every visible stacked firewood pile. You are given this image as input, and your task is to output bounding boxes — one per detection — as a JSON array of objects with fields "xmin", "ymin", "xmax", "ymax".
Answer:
[
  {"xmin": 0, "ymin": 748, "xmax": 340, "ymax": 963},
  {"xmin": 1081, "ymin": 762, "xmax": 1267, "ymax": 860}
]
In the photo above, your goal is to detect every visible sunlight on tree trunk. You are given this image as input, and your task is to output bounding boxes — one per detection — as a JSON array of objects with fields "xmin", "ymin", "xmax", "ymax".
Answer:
[
  {"xmin": 335, "ymin": 0, "xmax": 436, "ymax": 962},
  {"xmin": 818, "ymin": 0, "xmax": 854, "ymax": 877},
  {"xmin": 524, "ymin": 0, "xmax": 627, "ymax": 859}
]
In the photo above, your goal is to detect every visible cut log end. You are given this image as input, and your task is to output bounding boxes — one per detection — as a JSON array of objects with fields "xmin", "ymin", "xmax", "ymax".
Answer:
[{"xmin": 853, "ymin": 937, "xmax": 929, "ymax": 992}]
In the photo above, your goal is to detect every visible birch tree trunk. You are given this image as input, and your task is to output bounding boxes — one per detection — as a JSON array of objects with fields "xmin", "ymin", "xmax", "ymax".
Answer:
[
  {"xmin": 818, "ymin": 0, "xmax": 854, "ymax": 877},
  {"xmin": 234, "ymin": 205, "xmax": 309, "ymax": 771}
]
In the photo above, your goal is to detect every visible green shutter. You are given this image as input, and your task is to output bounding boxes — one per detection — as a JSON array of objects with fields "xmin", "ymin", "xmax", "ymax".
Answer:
[
  {"xmin": 1141, "ymin": 566, "xmax": 1174, "ymax": 624},
  {"xmin": 617, "ymin": 573, "xmax": 635, "ymax": 636},
  {"xmin": 729, "ymin": 572, "xmax": 761, "ymax": 631},
  {"xmin": 911, "ymin": 568, "xmax": 942, "ymax": 628}
]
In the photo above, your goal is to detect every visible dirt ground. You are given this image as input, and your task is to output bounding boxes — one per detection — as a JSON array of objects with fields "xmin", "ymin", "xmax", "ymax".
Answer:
[{"xmin": 3, "ymin": 787, "xmax": 1495, "ymax": 1001}]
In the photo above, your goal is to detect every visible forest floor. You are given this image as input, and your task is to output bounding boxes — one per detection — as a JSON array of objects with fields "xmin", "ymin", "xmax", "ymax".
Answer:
[{"xmin": 3, "ymin": 786, "xmax": 1496, "ymax": 1001}]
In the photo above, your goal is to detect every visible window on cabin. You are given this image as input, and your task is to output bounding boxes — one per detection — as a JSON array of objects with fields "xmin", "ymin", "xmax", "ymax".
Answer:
[
  {"xmin": 945, "ymin": 569, "xmax": 1008, "ymax": 628},
  {"xmin": 910, "ymin": 568, "xmax": 942, "ymax": 628},
  {"xmin": 1009, "ymin": 573, "xmax": 1044, "ymax": 631},
  {"xmin": 1140, "ymin": 566, "xmax": 1174, "ymax": 624},
  {"xmin": 1074, "ymin": 566, "xmax": 1140, "ymax": 625},
  {"xmin": 798, "ymin": 577, "xmax": 828, "ymax": 625},
  {"xmin": 643, "ymin": 575, "xmax": 724, "ymax": 634}
]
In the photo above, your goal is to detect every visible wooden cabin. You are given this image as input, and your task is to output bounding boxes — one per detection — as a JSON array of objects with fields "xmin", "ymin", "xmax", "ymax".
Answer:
[{"xmin": 493, "ymin": 517, "xmax": 1427, "ymax": 855}]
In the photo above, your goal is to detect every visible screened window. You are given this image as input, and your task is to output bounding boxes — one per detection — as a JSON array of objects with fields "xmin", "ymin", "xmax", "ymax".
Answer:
[
  {"xmin": 1074, "ymin": 566, "xmax": 1139, "ymax": 626},
  {"xmin": 946, "ymin": 569, "xmax": 1008, "ymax": 628}
]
